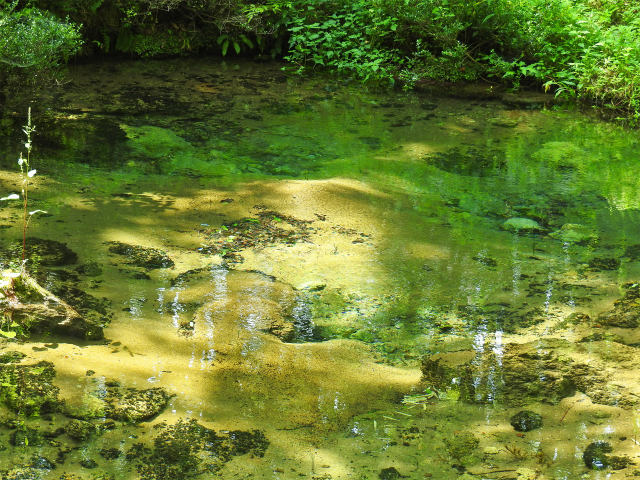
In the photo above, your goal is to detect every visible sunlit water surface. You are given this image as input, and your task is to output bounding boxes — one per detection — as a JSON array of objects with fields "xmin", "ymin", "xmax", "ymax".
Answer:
[{"xmin": 1, "ymin": 59, "xmax": 640, "ymax": 479}]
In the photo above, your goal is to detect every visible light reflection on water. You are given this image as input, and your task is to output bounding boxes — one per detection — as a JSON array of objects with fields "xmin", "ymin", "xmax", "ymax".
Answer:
[{"xmin": 0, "ymin": 58, "xmax": 639, "ymax": 478}]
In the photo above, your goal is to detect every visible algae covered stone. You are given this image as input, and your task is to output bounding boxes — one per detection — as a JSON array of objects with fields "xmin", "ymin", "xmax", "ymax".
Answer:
[
  {"xmin": 106, "ymin": 386, "xmax": 172, "ymax": 423},
  {"xmin": 106, "ymin": 241, "xmax": 174, "ymax": 269},
  {"xmin": 64, "ymin": 419, "xmax": 96, "ymax": 440},
  {"xmin": 420, "ymin": 339, "xmax": 618, "ymax": 407},
  {"xmin": 598, "ymin": 283, "xmax": 640, "ymax": 328},
  {"xmin": 131, "ymin": 418, "xmax": 269, "ymax": 478},
  {"xmin": 510, "ymin": 410, "xmax": 542, "ymax": 432},
  {"xmin": 501, "ymin": 217, "xmax": 544, "ymax": 234},
  {"xmin": 444, "ymin": 431, "xmax": 480, "ymax": 462},
  {"xmin": 0, "ymin": 361, "xmax": 61, "ymax": 415},
  {"xmin": 549, "ymin": 223, "xmax": 598, "ymax": 245}
]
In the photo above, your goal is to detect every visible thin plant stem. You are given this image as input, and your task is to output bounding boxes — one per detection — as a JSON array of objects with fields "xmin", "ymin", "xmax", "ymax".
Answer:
[{"xmin": 20, "ymin": 107, "xmax": 34, "ymax": 265}]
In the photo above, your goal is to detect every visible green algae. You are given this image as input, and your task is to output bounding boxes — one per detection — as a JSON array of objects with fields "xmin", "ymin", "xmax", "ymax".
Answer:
[
  {"xmin": 0, "ymin": 361, "xmax": 60, "ymax": 416},
  {"xmin": 132, "ymin": 419, "xmax": 268, "ymax": 479},
  {"xmin": 3, "ymin": 59, "xmax": 640, "ymax": 479}
]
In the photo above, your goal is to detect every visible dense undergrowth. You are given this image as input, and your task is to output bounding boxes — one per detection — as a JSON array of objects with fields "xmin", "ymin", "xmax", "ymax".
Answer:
[{"xmin": 1, "ymin": 0, "xmax": 640, "ymax": 122}]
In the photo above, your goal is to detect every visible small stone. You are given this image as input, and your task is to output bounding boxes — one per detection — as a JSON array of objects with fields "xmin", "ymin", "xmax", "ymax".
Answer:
[
  {"xmin": 379, "ymin": 467, "xmax": 406, "ymax": 479},
  {"xmin": 510, "ymin": 410, "xmax": 543, "ymax": 432},
  {"xmin": 549, "ymin": 224, "xmax": 598, "ymax": 245},
  {"xmin": 30, "ymin": 455, "xmax": 55, "ymax": 470},
  {"xmin": 64, "ymin": 419, "xmax": 95, "ymax": 441},
  {"xmin": 99, "ymin": 447, "xmax": 121, "ymax": 460},
  {"xmin": 444, "ymin": 431, "xmax": 480, "ymax": 461},
  {"xmin": 80, "ymin": 458, "xmax": 98, "ymax": 469},
  {"xmin": 501, "ymin": 218, "xmax": 544, "ymax": 234}
]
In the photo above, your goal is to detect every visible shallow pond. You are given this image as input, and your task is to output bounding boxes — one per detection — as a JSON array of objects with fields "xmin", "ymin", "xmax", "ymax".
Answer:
[{"xmin": 1, "ymin": 58, "xmax": 640, "ymax": 479}]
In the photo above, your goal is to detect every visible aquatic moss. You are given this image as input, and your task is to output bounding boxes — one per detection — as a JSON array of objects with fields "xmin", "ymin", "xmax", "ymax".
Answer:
[
  {"xmin": 200, "ymin": 208, "xmax": 314, "ymax": 264},
  {"xmin": 0, "ymin": 361, "xmax": 60, "ymax": 416},
  {"xmin": 106, "ymin": 242, "xmax": 174, "ymax": 269},
  {"xmin": 105, "ymin": 386, "xmax": 172, "ymax": 423},
  {"xmin": 133, "ymin": 419, "xmax": 269, "ymax": 479},
  {"xmin": 121, "ymin": 125, "xmax": 192, "ymax": 160}
]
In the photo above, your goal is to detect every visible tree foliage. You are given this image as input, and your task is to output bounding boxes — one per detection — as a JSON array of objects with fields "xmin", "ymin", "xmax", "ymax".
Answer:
[
  {"xmin": 4, "ymin": 0, "xmax": 640, "ymax": 121},
  {"xmin": 0, "ymin": 2, "xmax": 82, "ymax": 88}
]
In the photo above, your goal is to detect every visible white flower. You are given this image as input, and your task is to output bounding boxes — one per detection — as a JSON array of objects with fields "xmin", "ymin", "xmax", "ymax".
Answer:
[
  {"xmin": 0, "ymin": 193, "xmax": 20, "ymax": 201},
  {"xmin": 27, "ymin": 169, "xmax": 36, "ymax": 177}
]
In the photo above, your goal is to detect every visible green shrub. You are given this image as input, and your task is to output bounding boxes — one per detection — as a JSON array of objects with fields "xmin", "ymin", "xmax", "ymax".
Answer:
[{"xmin": 0, "ymin": 4, "xmax": 82, "ymax": 87}]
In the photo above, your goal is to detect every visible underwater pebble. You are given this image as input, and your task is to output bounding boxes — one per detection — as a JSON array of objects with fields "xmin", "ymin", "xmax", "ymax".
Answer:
[{"xmin": 510, "ymin": 410, "xmax": 543, "ymax": 432}]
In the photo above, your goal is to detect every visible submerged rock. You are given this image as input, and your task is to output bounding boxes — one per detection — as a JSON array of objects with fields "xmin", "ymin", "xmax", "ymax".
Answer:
[
  {"xmin": 4, "ymin": 272, "xmax": 105, "ymax": 340},
  {"xmin": 131, "ymin": 418, "xmax": 269, "ymax": 479},
  {"xmin": 598, "ymin": 283, "xmax": 640, "ymax": 328},
  {"xmin": 549, "ymin": 223, "xmax": 598, "ymax": 245},
  {"xmin": 588, "ymin": 257, "xmax": 620, "ymax": 271},
  {"xmin": 424, "ymin": 146, "xmax": 506, "ymax": 177},
  {"xmin": 420, "ymin": 339, "xmax": 618, "ymax": 407},
  {"xmin": 510, "ymin": 410, "xmax": 542, "ymax": 432},
  {"xmin": 531, "ymin": 141, "xmax": 585, "ymax": 170},
  {"xmin": 105, "ymin": 385, "xmax": 172, "ymax": 423},
  {"xmin": 379, "ymin": 467, "xmax": 407, "ymax": 479},
  {"xmin": 172, "ymin": 266, "xmax": 302, "ymax": 342},
  {"xmin": 0, "ymin": 361, "xmax": 60, "ymax": 415},
  {"xmin": 444, "ymin": 431, "xmax": 479, "ymax": 462},
  {"xmin": 623, "ymin": 244, "xmax": 640, "ymax": 261},
  {"xmin": 106, "ymin": 241, "xmax": 174, "ymax": 269},
  {"xmin": 501, "ymin": 217, "xmax": 544, "ymax": 234},
  {"xmin": 10, "ymin": 425, "xmax": 45, "ymax": 447},
  {"xmin": 2, "ymin": 237, "xmax": 78, "ymax": 267},
  {"xmin": 64, "ymin": 419, "xmax": 95, "ymax": 441}
]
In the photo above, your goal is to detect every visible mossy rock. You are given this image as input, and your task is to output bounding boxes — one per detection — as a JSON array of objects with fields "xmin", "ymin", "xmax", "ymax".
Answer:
[
  {"xmin": 0, "ymin": 361, "xmax": 61, "ymax": 415},
  {"xmin": 549, "ymin": 224, "xmax": 598, "ymax": 245},
  {"xmin": 131, "ymin": 418, "xmax": 269, "ymax": 479},
  {"xmin": 510, "ymin": 410, "xmax": 543, "ymax": 432},
  {"xmin": 0, "ymin": 351, "xmax": 26, "ymax": 364},
  {"xmin": 582, "ymin": 441, "xmax": 631, "ymax": 470},
  {"xmin": 501, "ymin": 217, "xmax": 544, "ymax": 234},
  {"xmin": 444, "ymin": 431, "xmax": 479, "ymax": 462},
  {"xmin": 598, "ymin": 283, "xmax": 640, "ymax": 328},
  {"xmin": 64, "ymin": 419, "xmax": 96, "ymax": 441},
  {"xmin": 106, "ymin": 241, "xmax": 174, "ymax": 269},
  {"xmin": 10, "ymin": 425, "xmax": 45, "ymax": 446},
  {"xmin": 421, "ymin": 339, "xmax": 613, "ymax": 407},
  {"xmin": 106, "ymin": 386, "xmax": 172, "ymax": 423},
  {"xmin": 8, "ymin": 277, "xmax": 105, "ymax": 341}
]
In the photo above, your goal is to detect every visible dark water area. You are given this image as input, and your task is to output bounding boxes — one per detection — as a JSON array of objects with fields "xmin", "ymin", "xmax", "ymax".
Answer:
[{"xmin": 1, "ymin": 58, "xmax": 640, "ymax": 479}]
